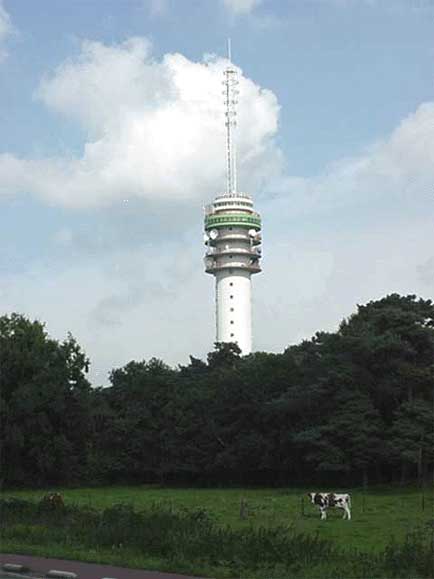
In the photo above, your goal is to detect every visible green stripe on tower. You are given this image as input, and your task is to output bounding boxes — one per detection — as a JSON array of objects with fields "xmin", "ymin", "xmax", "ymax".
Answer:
[{"xmin": 205, "ymin": 213, "xmax": 261, "ymax": 230}]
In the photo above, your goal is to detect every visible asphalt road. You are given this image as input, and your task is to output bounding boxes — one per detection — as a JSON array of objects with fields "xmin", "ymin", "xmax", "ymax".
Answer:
[{"xmin": 0, "ymin": 554, "xmax": 205, "ymax": 579}]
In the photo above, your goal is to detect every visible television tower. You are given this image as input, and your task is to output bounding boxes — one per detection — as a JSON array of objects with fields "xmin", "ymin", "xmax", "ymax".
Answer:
[{"xmin": 204, "ymin": 42, "xmax": 262, "ymax": 355}]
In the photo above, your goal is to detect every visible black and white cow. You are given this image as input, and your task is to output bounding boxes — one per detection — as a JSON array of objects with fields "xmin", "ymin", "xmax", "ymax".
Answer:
[
  {"xmin": 308, "ymin": 492, "xmax": 351, "ymax": 520},
  {"xmin": 41, "ymin": 492, "xmax": 65, "ymax": 510}
]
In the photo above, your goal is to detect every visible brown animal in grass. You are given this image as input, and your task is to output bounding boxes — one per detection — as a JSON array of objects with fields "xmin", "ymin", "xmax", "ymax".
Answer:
[{"xmin": 41, "ymin": 492, "xmax": 65, "ymax": 509}]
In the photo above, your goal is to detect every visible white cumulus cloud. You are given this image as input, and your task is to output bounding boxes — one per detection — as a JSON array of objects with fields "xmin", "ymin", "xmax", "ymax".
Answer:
[
  {"xmin": 269, "ymin": 101, "xmax": 434, "ymax": 218},
  {"xmin": 0, "ymin": 37, "xmax": 281, "ymax": 208}
]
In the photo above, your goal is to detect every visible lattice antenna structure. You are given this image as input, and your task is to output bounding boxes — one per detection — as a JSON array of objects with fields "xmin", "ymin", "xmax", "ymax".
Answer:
[{"xmin": 223, "ymin": 39, "xmax": 239, "ymax": 196}]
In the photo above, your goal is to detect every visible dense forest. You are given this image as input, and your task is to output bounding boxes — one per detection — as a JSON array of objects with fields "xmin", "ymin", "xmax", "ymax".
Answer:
[{"xmin": 1, "ymin": 294, "xmax": 433, "ymax": 488}]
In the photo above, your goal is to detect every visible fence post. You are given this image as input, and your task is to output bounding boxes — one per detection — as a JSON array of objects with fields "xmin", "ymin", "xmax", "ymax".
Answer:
[
  {"xmin": 362, "ymin": 471, "xmax": 367, "ymax": 514},
  {"xmin": 240, "ymin": 497, "xmax": 248, "ymax": 520}
]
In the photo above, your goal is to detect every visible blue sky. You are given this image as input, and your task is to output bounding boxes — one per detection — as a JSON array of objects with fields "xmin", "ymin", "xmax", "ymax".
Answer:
[
  {"xmin": 3, "ymin": 0, "xmax": 434, "ymax": 169},
  {"xmin": 1, "ymin": 0, "xmax": 433, "ymax": 384}
]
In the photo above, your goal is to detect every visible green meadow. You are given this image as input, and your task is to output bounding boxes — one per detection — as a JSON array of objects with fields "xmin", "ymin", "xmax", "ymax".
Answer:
[{"xmin": 1, "ymin": 485, "xmax": 432, "ymax": 578}]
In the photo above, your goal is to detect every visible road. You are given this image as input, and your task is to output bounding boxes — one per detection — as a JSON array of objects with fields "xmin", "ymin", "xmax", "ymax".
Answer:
[{"xmin": 0, "ymin": 554, "xmax": 205, "ymax": 579}]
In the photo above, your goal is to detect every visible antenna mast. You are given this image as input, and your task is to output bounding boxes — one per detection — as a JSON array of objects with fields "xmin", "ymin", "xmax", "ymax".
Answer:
[{"xmin": 223, "ymin": 38, "xmax": 239, "ymax": 196}]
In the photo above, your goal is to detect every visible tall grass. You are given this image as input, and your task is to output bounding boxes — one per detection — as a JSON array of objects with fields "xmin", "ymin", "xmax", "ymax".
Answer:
[{"xmin": 0, "ymin": 498, "xmax": 432, "ymax": 578}]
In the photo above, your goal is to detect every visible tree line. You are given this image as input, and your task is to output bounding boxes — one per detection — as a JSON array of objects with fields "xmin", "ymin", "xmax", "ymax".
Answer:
[{"xmin": 1, "ymin": 293, "xmax": 433, "ymax": 488}]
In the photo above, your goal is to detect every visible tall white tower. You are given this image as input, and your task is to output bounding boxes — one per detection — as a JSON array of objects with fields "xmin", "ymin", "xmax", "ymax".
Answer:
[{"xmin": 204, "ymin": 45, "xmax": 262, "ymax": 355}]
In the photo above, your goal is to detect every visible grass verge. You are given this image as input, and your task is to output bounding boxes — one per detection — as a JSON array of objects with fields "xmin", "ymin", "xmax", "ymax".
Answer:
[{"xmin": 0, "ymin": 497, "xmax": 432, "ymax": 578}]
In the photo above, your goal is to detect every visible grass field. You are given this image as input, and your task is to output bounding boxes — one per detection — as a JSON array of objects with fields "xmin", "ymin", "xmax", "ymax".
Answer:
[{"xmin": 1, "ymin": 484, "xmax": 433, "ymax": 578}]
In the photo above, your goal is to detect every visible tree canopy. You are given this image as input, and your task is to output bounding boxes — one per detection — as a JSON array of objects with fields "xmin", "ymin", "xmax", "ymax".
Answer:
[{"xmin": 1, "ymin": 294, "xmax": 433, "ymax": 488}]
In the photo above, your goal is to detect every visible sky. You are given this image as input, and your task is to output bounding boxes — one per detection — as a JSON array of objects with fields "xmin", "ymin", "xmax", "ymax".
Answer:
[{"xmin": 0, "ymin": 0, "xmax": 433, "ymax": 385}]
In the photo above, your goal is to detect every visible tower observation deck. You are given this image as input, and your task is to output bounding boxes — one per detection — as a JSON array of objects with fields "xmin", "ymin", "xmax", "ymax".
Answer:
[{"xmin": 203, "ymin": 44, "xmax": 262, "ymax": 355}]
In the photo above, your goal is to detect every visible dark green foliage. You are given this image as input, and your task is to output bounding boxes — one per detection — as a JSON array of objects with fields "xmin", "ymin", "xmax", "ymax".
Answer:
[
  {"xmin": 382, "ymin": 528, "xmax": 433, "ymax": 578},
  {"xmin": 0, "ymin": 314, "xmax": 92, "ymax": 487},
  {"xmin": 206, "ymin": 341, "xmax": 242, "ymax": 369},
  {"xmin": 389, "ymin": 400, "xmax": 434, "ymax": 484},
  {"xmin": 1, "ymin": 294, "xmax": 434, "ymax": 488}
]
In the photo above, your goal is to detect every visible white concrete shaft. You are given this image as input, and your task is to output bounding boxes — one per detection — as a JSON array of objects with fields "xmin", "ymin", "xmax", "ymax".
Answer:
[
  {"xmin": 215, "ymin": 270, "xmax": 252, "ymax": 354},
  {"xmin": 204, "ymin": 192, "xmax": 261, "ymax": 354}
]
